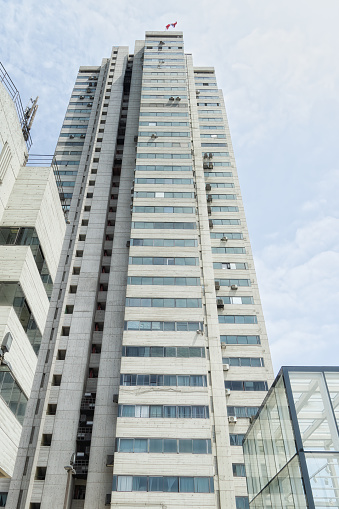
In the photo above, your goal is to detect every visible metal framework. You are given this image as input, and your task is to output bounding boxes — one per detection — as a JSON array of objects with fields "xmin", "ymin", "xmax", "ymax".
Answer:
[
  {"xmin": 0, "ymin": 62, "xmax": 32, "ymax": 151},
  {"xmin": 26, "ymin": 154, "xmax": 68, "ymax": 216}
]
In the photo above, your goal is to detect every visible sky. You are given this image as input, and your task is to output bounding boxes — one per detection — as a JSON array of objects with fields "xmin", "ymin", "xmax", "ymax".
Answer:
[{"xmin": 1, "ymin": 0, "xmax": 339, "ymax": 373}]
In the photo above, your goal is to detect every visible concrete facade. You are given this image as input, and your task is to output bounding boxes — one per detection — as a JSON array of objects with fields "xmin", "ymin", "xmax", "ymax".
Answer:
[
  {"xmin": 7, "ymin": 32, "xmax": 273, "ymax": 509},
  {"xmin": 0, "ymin": 76, "xmax": 65, "ymax": 489}
]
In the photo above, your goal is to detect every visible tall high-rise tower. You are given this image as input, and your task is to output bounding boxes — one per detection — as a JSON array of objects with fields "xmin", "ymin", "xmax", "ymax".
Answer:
[{"xmin": 7, "ymin": 32, "xmax": 274, "ymax": 509}]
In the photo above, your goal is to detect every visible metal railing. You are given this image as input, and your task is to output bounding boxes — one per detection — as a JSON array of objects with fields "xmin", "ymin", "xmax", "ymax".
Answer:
[
  {"xmin": 0, "ymin": 62, "xmax": 32, "ymax": 151},
  {"xmin": 26, "ymin": 154, "xmax": 68, "ymax": 217}
]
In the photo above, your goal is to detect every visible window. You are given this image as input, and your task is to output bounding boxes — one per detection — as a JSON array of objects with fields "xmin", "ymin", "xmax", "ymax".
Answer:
[
  {"xmin": 129, "ymin": 256, "xmax": 198, "ymax": 265},
  {"xmin": 118, "ymin": 405, "xmax": 209, "ymax": 419},
  {"xmin": 229, "ymin": 434, "xmax": 245, "ymax": 446},
  {"xmin": 135, "ymin": 177, "xmax": 193, "ymax": 185},
  {"xmin": 124, "ymin": 347, "xmax": 203, "ymax": 361},
  {"xmin": 221, "ymin": 335, "xmax": 260, "ymax": 345},
  {"xmin": 232, "ymin": 464, "xmax": 246, "ymax": 477},
  {"xmin": 223, "ymin": 357, "xmax": 264, "ymax": 367},
  {"xmin": 218, "ymin": 296, "xmax": 254, "ymax": 305},
  {"xmin": 213, "ymin": 262, "xmax": 248, "ymax": 270},
  {"xmin": 138, "ymin": 130, "xmax": 189, "ymax": 137},
  {"xmin": 0, "ymin": 282, "xmax": 42, "ymax": 354},
  {"xmin": 0, "ymin": 369, "xmax": 28, "ymax": 424},
  {"xmin": 227, "ymin": 406, "xmax": 259, "ymax": 418},
  {"xmin": 125, "ymin": 298, "xmax": 201, "ymax": 308},
  {"xmin": 210, "ymin": 218, "xmax": 240, "ymax": 225},
  {"xmin": 136, "ymin": 165, "xmax": 192, "ymax": 172},
  {"xmin": 218, "ymin": 315, "xmax": 257, "ymax": 324},
  {"xmin": 130, "ymin": 238, "xmax": 197, "ymax": 247},
  {"xmin": 224, "ymin": 381, "xmax": 268, "ymax": 391},
  {"xmin": 112, "ymin": 475, "xmax": 214, "ymax": 493},
  {"xmin": 236, "ymin": 496, "xmax": 250, "ymax": 509},
  {"xmin": 0, "ymin": 493, "xmax": 8, "ymax": 506},
  {"xmin": 137, "ymin": 153, "xmax": 191, "ymax": 159},
  {"xmin": 127, "ymin": 276, "xmax": 200, "ymax": 286},
  {"xmin": 211, "ymin": 233, "xmax": 242, "ymax": 239},
  {"xmin": 120, "ymin": 374, "xmax": 207, "ymax": 387},
  {"xmin": 132, "ymin": 222, "xmax": 196, "ymax": 230},
  {"xmin": 216, "ymin": 279, "xmax": 250, "ymax": 287},
  {"xmin": 134, "ymin": 192, "xmax": 194, "ymax": 198},
  {"xmin": 212, "ymin": 247, "xmax": 245, "ymax": 254},
  {"xmin": 133, "ymin": 206, "xmax": 194, "ymax": 214},
  {"xmin": 140, "ymin": 112, "xmax": 188, "ymax": 117},
  {"xmin": 124, "ymin": 320, "xmax": 203, "ymax": 332}
]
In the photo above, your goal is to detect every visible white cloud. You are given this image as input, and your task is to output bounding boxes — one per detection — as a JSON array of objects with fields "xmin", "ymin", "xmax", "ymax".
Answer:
[{"xmin": 1, "ymin": 0, "xmax": 339, "ymax": 372}]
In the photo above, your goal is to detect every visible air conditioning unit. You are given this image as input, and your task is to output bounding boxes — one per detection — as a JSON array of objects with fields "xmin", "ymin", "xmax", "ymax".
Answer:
[
  {"xmin": 69, "ymin": 135, "xmax": 75, "ymax": 139},
  {"xmin": 208, "ymin": 162, "xmax": 213, "ymax": 169},
  {"xmin": 175, "ymin": 97, "xmax": 181, "ymax": 101},
  {"xmin": 228, "ymin": 416, "xmax": 237, "ymax": 424},
  {"xmin": 90, "ymin": 95, "xmax": 94, "ymax": 100},
  {"xmin": 87, "ymin": 103, "xmax": 93, "ymax": 107},
  {"xmin": 134, "ymin": 135, "xmax": 138, "ymax": 142},
  {"xmin": 203, "ymin": 153, "xmax": 209, "ymax": 159},
  {"xmin": 223, "ymin": 363, "xmax": 230, "ymax": 371},
  {"xmin": 221, "ymin": 342, "xmax": 226, "ymax": 349},
  {"xmin": 217, "ymin": 299, "xmax": 224, "ymax": 309},
  {"xmin": 196, "ymin": 90, "xmax": 200, "ymax": 95},
  {"xmin": 209, "ymin": 219, "xmax": 213, "ymax": 229},
  {"xmin": 159, "ymin": 41, "xmax": 164, "ymax": 45},
  {"xmin": 113, "ymin": 394, "xmax": 119, "ymax": 403},
  {"xmin": 209, "ymin": 152, "xmax": 213, "ymax": 159},
  {"xmin": 169, "ymin": 97, "xmax": 175, "ymax": 101},
  {"xmin": 205, "ymin": 183, "xmax": 211, "ymax": 191},
  {"xmin": 80, "ymin": 134, "xmax": 86, "ymax": 139},
  {"xmin": 207, "ymin": 206, "xmax": 211, "ymax": 215},
  {"xmin": 80, "ymin": 95, "xmax": 85, "ymax": 99},
  {"xmin": 231, "ymin": 284, "xmax": 238, "ymax": 290},
  {"xmin": 207, "ymin": 195, "xmax": 212, "ymax": 202},
  {"xmin": 87, "ymin": 88, "xmax": 92, "ymax": 92},
  {"xmin": 151, "ymin": 134, "xmax": 157, "ymax": 139},
  {"xmin": 249, "ymin": 415, "xmax": 257, "ymax": 424},
  {"xmin": 126, "ymin": 240, "xmax": 130, "ymax": 248},
  {"xmin": 221, "ymin": 236, "xmax": 228, "ymax": 242},
  {"xmin": 225, "ymin": 388, "xmax": 231, "ymax": 396},
  {"xmin": 215, "ymin": 281, "xmax": 220, "ymax": 291}
]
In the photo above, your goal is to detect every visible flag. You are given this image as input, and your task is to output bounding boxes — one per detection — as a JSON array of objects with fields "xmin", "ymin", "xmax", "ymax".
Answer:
[{"xmin": 166, "ymin": 21, "xmax": 177, "ymax": 29}]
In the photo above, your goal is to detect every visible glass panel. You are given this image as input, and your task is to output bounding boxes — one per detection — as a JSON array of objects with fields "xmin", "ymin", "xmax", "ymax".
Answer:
[
  {"xmin": 163, "ymin": 476, "xmax": 178, "ymax": 492},
  {"xmin": 180, "ymin": 477, "xmax": 194, "ymax": 492},
  {"xmin": 179, "ymin": 439, "xmax": 192, "ymax": 453},
  {"xmin": 134, "ymin": 439, "xmax": 148, "ymax": 452},
  {"xmin": 149, "ymin": 477, "xmax": 163, "ymax": 491},
  {"xmin": 132, "ymin": 476, "xmax": 147, "ymax": 491},
  {"xmin": 289, "ymin": 372, "xmax": 339, "ymax": 451},
  {"xmin": 194, "ymin": 477, "xmax": 210, "ymax": 493},
  {"xmin": 117, "ymin": 476, "xmax": 133, "ymax": 491},
  {"xmin": 193, "ymin": 439, "xmax": 207, "ymax": 454},
  {"xmin": 149, "ymin": 439, "xmax": 163, "ymax": 453},
  {"xmin": 164, "ymin": 439, "xmax": 177, "ymax": 453},
  {"xmin": 119, "ymin": 439, "xmax": 134, "ymax": 452}
]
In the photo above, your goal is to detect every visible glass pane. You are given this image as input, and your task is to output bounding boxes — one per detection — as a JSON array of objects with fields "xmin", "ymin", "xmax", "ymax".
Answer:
[
  {"xmin": 163, "ymin": 476, "xmax": 178, "ymax": 492},
  {"xmin": 180, "ymin": 477, "xmax": 194, "ymax": 492},
  {"xmin": 149, "ymin": 477, "xmax": 163, "ymax": 491},
  {"xmin": 164, "ymin": 439, "xmax": 177, "ymax": 453},
  {"xmin": 134, "ymin": 439, "xmax": 148, "ymax": 452},
  {"xmin": 179, "ymin": 439, "xmax": 192, "ymax": 453},
  {"xmin": 194, "ymin": 477, "xmax": 210, "ymax": 493},
  {"xmin": 119, "ymin": 439, "xmax": 134, "ymax": 452},
  {"xmin": 193, "ymin": 439, "xmax": 207, "ymax": 454},
  {"xmin": 132, "ymin": 476, "xmax": 147, "ymax": 491},
  {"xmin": 149, "ymin": 439, "xmax": 163, "ymax": 453}
]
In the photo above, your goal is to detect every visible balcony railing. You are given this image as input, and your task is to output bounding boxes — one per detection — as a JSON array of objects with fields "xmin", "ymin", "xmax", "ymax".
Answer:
[
  {"xmin": 0, "ymin": 62, "xmax": 32, "ymax": 151},
  {"xmin": 26, "ymin": 154, "xmax": 67, "ymax": 217}
]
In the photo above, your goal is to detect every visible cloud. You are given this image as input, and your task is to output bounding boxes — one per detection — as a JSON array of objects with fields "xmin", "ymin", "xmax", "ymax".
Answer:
[{"xmin": 1, "ymin": 0, "xmax": 339, "ymax": 373}]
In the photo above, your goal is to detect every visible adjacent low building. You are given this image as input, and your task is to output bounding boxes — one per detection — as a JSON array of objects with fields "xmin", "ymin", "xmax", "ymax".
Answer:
[
  {"xmin": 0, "ymin": 66, "xmax": 65, "ymax": 500},
  {"xmin": 243, "ymin": 366, "xmax": 339, "ymax": 509}
]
